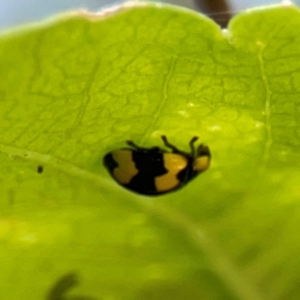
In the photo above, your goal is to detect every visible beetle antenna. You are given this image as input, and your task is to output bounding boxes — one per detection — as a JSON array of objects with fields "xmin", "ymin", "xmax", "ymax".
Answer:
[{"xmin": 161, "ymin": 136, "xmax": 181, "ymax": 152}]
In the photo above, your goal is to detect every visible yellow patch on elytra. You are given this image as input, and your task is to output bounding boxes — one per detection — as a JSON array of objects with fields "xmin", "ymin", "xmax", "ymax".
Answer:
[
  {"xmin": 155, "ymin": 154, "xmax": 187, "ymax": 192},
  {"xmin": 193, "ymin": 156, "xmax": 210, "ymax": 172},
  {"xmin": 112, "ymin": 150, "xmax": 138, "ymax": 184}
]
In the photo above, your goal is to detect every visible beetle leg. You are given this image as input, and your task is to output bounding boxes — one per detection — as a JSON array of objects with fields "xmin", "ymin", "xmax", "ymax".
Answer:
[
  {"xmin": 126, "ymin": 140, "xmax": 143, "ymax": 150},
  {"xmin": 161, "ymin": 136, "xmax": 182, "ymax": 152},
  {"xmin": 189, "ymin": 136, "xmax": 199, "ymax": 157}
]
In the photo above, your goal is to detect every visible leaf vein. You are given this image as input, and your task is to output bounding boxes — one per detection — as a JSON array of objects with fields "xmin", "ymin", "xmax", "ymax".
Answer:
[{"xmin": 258, "ymin": 44, "xmax": 272, "ymax": 169}]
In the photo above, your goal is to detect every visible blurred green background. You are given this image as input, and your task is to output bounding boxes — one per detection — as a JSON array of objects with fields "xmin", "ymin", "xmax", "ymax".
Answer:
[{"xmin": 0, "ymin": 0, "xmax": 296, "ymax": 30}]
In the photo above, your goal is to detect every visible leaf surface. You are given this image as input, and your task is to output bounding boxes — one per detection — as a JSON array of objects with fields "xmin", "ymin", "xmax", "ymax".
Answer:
[{"xmin": 1, "ymin": 3, "xmax": 300, "ymax": 300}]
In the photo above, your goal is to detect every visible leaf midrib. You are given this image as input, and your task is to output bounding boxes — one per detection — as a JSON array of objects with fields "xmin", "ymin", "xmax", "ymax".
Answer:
[{"xmin": 0, "ymin": 141, "xmax": 265, "ymax": 300}]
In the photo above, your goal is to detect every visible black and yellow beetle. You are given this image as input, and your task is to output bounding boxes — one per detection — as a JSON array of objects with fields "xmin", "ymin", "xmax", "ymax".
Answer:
[{"xmin": 103, "ymin": 136, "xmax": 211, "ymax": 196}]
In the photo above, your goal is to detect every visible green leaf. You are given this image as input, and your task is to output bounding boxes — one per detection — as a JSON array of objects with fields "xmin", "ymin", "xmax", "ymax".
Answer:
[{"xmin": 1, "ymin": 3, "xmax": 300, "ymax": 299}]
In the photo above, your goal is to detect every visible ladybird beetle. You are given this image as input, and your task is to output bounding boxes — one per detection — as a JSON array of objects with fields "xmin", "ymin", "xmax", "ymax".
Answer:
[{"xmin": 103, "ymin": 136, "xmax": 211, "ymax": 196}]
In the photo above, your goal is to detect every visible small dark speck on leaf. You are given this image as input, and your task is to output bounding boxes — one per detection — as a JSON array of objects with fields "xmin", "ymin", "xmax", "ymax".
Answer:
[{"xmin": 37, "ymin": 165, "xmax": 44, "ymax": 173}]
